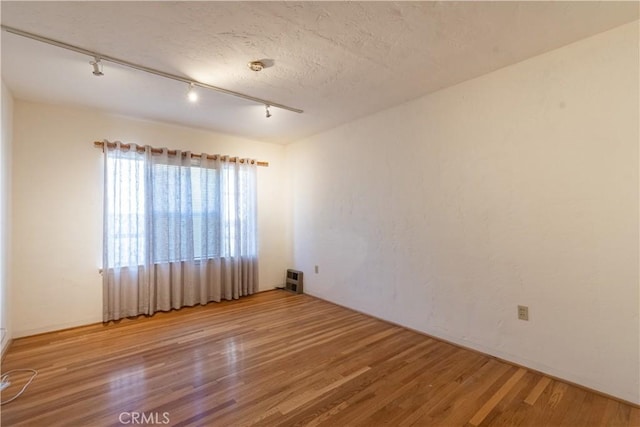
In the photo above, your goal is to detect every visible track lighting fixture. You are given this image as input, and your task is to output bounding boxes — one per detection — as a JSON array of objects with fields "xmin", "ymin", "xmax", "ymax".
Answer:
[
  {"xmin": 1, "ymin": 25, "xmax": 304, "ymax": 114},
  {"xmin": 90, "ymin": 57, "xmax": 103, "ymax": 76},
  {"xmin": 265, "ymin": 105, "xmax": 272, "ymax": 118},
  {"xmin": 187, "ymin": 83, "xmax": 198, "ymax": 102}
]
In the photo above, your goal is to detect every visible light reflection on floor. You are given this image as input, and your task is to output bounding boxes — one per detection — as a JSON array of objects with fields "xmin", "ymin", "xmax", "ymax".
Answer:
[{"xmin": 108, "ymin": 365, "xmax": 149, "ymax": 397}]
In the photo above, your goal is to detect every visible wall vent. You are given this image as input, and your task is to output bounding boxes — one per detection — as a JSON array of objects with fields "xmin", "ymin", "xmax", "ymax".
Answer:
[{"xmin": 285, "ymin": 269, "xmax": 303, "ymax": 294}]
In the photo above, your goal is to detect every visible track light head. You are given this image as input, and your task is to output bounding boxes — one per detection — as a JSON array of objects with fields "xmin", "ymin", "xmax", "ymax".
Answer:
[
  {"xmin": 90, "ymin": 57, "xmax": 103, "ymax": 76},
  {"xmin": 265, "ymin": 105, "xmax": 272, "ymax": 118},
  {"xmin": 187, "ymin": 83, "xmax": 198, "ymax": 102}
]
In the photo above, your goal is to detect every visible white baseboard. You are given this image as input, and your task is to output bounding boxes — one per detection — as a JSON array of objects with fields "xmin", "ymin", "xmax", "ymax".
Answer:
[
  {"xmin": 1, "ymin": 338, "xmax": 12, "ymax": 361},
  {"xmin": 13, "ymin": 316, "xmax": 102, "ymax": 339}
]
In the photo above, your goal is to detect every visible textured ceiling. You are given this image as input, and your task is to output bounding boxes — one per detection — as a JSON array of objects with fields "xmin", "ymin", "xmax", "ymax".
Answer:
[{"xmin": 1, "ymin": 2, "xmax": 638, "ymax": 144}]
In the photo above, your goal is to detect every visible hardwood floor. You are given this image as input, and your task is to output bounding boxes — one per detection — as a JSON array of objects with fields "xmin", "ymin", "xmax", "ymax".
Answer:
[{"xmin": 2, "ymin": 291, "xmax": 638, "ymax": 426}]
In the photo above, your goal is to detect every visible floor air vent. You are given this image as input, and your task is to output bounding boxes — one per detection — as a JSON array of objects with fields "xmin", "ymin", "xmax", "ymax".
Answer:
[{"xmin": 285, "ymin": 269, "xmax": 303, "ymax": 294}]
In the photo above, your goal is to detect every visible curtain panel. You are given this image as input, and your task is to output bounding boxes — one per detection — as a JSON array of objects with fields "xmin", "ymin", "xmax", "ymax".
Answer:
[{"xmin": 102, "ymin": 142, "xmax": 258, "ymax": 322}]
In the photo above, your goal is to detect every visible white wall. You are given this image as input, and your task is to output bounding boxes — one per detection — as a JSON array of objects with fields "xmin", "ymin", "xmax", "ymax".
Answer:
[
  {"xmin": 12, "ymin": 102, "xmax": 290, "ymax": 337},
  {"xmin": 287, "ymin": 22, "xmax": 639, "ymax": 404},
  {"xmin": 1, "ymin": 81, "xmax": 14, "ymax": 354}
]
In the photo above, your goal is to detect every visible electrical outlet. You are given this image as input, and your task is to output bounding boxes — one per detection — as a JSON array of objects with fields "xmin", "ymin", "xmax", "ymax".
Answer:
[
  {"xmin": 518, "ymin": 305, "xmax": 529, "ymax": 321},
  {"xmin": 314, "ymin": 265, "xmax": 319, "ymax": 274}
]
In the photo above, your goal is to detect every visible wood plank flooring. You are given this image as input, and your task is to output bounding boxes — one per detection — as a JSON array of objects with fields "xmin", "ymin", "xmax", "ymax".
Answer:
[{"xmin": 1, "ymin": 291, "xmax": 638, "ymax": 426}]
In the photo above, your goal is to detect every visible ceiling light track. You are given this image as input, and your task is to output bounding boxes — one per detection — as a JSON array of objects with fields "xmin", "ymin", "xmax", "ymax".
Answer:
[{"xmin": 1, "ymin": 25, "xmax": 303, "ymax": 114}]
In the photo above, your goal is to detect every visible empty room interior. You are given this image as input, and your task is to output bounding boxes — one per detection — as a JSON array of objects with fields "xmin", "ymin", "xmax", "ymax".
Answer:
[{"xmin": 1, "ymin": 1, "xmax": 639, "ymax": 426}]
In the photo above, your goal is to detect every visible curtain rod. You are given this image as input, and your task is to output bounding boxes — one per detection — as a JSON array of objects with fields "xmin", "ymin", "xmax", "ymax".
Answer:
[
  {"xmin": 1, "ymin": 25, "xmax": 303, "ymax": 114},
  {"xmin": 94, "ymin": 141, "xmax": 269, "ymax": 167}
]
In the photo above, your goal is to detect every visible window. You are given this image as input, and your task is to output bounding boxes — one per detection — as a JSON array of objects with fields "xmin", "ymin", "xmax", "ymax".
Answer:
[
  {"xmin": 105, "ymin": 154, "xmax": 146, "ymax": 268},
  {"xmin": 104, "ymin": 147, "xmax": 257, "ymax": 269}
]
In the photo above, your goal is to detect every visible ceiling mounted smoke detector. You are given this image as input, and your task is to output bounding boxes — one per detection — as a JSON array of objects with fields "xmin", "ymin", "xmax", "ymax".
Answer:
[{"xmin": 248, "ymin": 61, "xmax": 265, "ymax": 72}]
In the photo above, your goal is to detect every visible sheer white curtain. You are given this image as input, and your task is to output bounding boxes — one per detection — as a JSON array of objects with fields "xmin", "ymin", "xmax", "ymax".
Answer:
[{"xmin": 103, "ymin": 142, "xmax": 258, "ymax": 322}]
